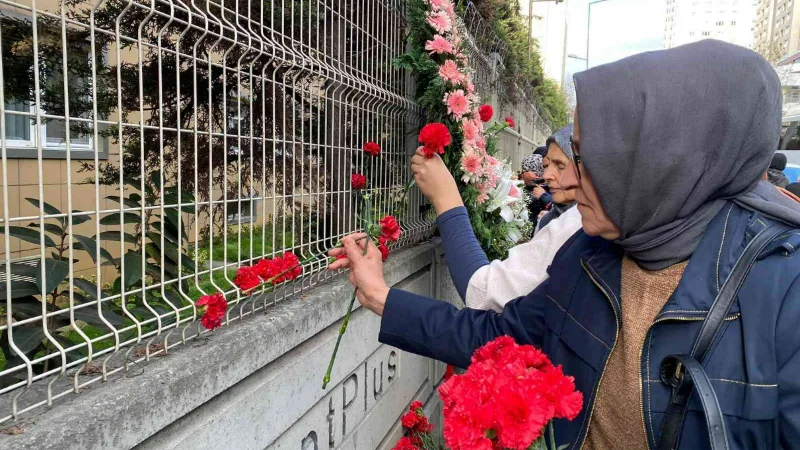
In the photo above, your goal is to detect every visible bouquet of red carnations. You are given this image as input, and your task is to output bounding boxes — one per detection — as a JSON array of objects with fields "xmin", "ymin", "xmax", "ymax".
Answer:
[{"xmin": 392, "ymin": 336, "xmax": 583, "ymax": 450}]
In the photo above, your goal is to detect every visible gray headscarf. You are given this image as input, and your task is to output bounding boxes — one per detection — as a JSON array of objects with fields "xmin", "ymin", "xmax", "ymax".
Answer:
[
  {"xmin": 534, "ymin": 123, "xmax": 578, "ymax": 235},
  {"xmin": 546, "ymin": 123, "xmax": 574, "ymax": 160},
  {"xmin": 521, "ymin": 153, "xmax": 544, "ymax": 175},
  {"xmin": 573, "ymin": 39, "xmax": 800, "ymax": 270}
]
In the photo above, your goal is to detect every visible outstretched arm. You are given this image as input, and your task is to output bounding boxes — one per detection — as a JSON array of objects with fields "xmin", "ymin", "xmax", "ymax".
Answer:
[
  {"xmin": 410, "ymin": 149, "xmax": 489, "ymax": 302},
  {"xmin": 333, "ymin": 235, "xmax": 547, "ymax": 368},
  {"xmin": 378, "ymin": 286, "xmax": 546, "ymax": 368}
]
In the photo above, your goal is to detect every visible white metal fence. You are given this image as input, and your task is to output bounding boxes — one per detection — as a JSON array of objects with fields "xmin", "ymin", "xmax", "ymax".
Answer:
[{"xmin": 0, "ymin": 0, "xmax": 544, "ymax": 425}]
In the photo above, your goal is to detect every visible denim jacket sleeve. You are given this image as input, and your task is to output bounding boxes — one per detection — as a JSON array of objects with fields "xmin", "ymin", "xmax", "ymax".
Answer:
[
  {"xmin": 377, "ymin": 281, "xmax": 549, "ymax": 368},
  {"xmin": 778, "ymin": 274, "xmax": 800, "ymax": 447}
]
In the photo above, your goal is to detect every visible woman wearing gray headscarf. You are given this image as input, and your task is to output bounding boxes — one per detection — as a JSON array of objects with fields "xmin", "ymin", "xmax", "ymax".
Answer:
[
  {"xmin": 535, "ymin": 123, "xmax": 577, "ymax": 233},
  {"xmin": 337, "ymin": 40, "xmax": 800, "ymax": 449}
]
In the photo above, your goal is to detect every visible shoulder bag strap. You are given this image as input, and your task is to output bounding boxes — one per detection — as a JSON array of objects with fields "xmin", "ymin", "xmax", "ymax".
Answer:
[{"xmin": 657, "ymin": 224, "xmax": 790, "ymax": 450}]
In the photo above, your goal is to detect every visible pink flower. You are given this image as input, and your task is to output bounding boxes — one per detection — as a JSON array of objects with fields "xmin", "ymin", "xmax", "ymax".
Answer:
[
  {"xmin": 427, "ymin": 11, "xmax": 452, "ymax": 34},
  {"xmin": 461, "ymin": 151, "xmax": 482, "ymax": 176},
  {"xmin": 466, "ymin": 81, "xmax": 476, "ymax": 93},
  {"xmin": 487, "ymin": 170, "xmax": 500, "ymax": 189},
  {"xmin": 462, "ymin": 117, "xmax": 480, "ymax": 141},
  {"xmin": 438, "ymin": 59, "xmax": 464, "ymax": 84},
  {"xmin": 476, "ymin": 192, "xmax": 489, "ymax": 204},
  {"xmin": 474, "ymin": 137, "xmax": 487, "ymax": 151},
  {"xmin": 425, "ymin": 35, "xmax": 454, "ymax": 55},
  {"xmin": 444, "ymin": 89, "xmax": 470, "ymax": 120},
  {"xmin": 509, "ymin": 185, "xmax": 520, "ymax": 198},
  {"xmin": 429, "ymin": 0, "xmax": 452, "ymax": 12}
]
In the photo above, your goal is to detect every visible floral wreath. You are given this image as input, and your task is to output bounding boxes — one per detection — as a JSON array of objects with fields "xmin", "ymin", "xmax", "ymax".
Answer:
[{"xmin": 398, "ymin": 0, "xmax": 533, "ymax": 259}]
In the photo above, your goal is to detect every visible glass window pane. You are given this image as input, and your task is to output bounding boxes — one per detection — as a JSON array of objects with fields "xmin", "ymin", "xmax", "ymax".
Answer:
[
  {"xmin": 5, "ymin": 102, "xmax": 30, "ymax": 141},
  {"xmin": 45, "ymin": 119, "xmax": 90, "ymax": 146}
]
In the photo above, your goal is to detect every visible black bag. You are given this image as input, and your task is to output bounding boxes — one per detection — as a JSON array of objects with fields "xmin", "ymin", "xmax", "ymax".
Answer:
[{"xmin": 657, "ymin": 225, "xmax": 792, "ymax": 450}]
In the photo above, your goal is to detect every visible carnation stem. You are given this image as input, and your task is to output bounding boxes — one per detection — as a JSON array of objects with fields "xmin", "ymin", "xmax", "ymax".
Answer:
[
  {"xmin": 397, "ymin": 176, "xmax": 416, "ymax": 216},
  {"xmin": 322, "ymin": 239, "xmax": 370, "ymax": 389},
  {"xmin": 548, "ymin": 421, "xmax": 556, "ymax": 450},
  {"xmin": 322, "ymin": 289, "xmax": 357, "ymax": 389}
]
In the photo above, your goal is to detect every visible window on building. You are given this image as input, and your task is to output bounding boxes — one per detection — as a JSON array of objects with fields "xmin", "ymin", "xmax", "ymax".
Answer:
[
  {"xmin": 4, "ymin": 105, "xmax": 92, "ymax": 151},
  {"xmin": 1, "ymin": 16, "xmax": 99, "ymax": 156},
  {"xmin": 731, "ymin": 20, "xmax": 736, "ymax": 25}
]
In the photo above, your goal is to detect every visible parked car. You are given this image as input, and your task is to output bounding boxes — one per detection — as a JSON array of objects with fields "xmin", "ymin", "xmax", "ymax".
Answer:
[{"xmin": 784, "ymin": 163, "xmax": 800, "ymax": 183}]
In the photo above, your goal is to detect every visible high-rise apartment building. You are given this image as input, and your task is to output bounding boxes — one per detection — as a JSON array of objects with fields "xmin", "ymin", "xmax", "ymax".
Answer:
[
  {"xmin": 665, "ymin": 0, "xmax": 756, "ymax": 50},
  {"xmin": 754, "ymin": 0, "xmax": 800, "ymax": 58}
]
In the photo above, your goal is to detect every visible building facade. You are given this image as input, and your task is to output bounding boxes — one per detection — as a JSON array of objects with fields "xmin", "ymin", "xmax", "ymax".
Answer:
[
  {"xmin": 754, "ymin": 0, "xmax": 800, "ymax": 58},
  {"xmin": 665, "ymin": 0, "xmax": 756, "ymax": 50}
]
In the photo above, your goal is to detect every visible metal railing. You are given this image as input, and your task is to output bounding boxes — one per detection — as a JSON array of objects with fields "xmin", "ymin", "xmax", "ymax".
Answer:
[{"xmin": 0, "ymin": 0, "xmax": 542, "ymax": 424}]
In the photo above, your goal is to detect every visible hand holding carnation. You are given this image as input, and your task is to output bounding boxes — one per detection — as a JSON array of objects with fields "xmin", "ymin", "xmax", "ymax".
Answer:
[
  {"xmin": 411, "ymin": 147, "xmax": 463, "ymax": 215},
  {"xmin": 341, "ymin": 236, "xmax": 389, "ymax": 316},
  {"xmin": 418, "ymin": 123, "xmax": 451, "ymax": 158}
]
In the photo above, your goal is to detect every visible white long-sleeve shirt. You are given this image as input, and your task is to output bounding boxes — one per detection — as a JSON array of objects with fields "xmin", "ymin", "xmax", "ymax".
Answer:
[{"xmin": 465, "ymin": 206, "xmax": 583, "ymax": 312}]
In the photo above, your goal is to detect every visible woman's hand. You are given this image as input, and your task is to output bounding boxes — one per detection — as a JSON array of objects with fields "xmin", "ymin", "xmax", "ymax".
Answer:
[
  {"xmin": 532, "ymin": 185, "xmax": 546, "ymax": 200},
  {"xmin": 411, "ymin": 148, "xmax": 463, "ymax": 216},
  {"xmin": 521, "ymin": 171, "xmax": 538, "ymax": 186},
  {"xmin": 327, "ymin": 234, "xmax": 389, "ymax": 316}
]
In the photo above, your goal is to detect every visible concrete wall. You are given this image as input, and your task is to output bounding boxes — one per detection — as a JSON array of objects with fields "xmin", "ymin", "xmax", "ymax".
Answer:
[{"xmin": 0, "ymin": 241, "xmax": 460, "ymax": 450}]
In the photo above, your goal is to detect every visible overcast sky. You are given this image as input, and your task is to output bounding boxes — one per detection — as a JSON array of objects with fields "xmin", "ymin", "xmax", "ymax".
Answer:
[{"xmin": 564, "ymin": 0, "xmax": 666, "ymax": 74}]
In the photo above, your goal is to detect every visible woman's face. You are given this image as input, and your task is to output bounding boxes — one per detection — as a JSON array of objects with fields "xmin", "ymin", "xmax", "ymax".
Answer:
[
  {"xmin": 560, "ymin": 111, "xmax": 621, "ymax": 240},
  {"xmin": 543, "ymin": 143, "xmax": 576, "ymax": 204}
]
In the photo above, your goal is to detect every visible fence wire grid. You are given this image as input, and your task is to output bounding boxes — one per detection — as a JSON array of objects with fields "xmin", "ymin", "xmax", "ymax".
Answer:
[{"xmin": 0, "ymin": 0, "xmax": 546, "ymax": 425}]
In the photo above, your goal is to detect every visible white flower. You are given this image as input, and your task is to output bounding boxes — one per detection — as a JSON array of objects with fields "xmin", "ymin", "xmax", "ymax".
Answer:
[
  {"xmin": 507, "ymin": 225, "xmax": 522, "ymax": 243},
  {"xmin": 486, "ymin": 166, "xmax": 525, "ymax": 223}
]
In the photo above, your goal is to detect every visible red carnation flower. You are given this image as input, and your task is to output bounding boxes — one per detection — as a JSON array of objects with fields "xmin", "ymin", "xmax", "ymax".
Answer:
[
  {"xmin": 391, "ymin": 436, "xmax": 418, "ymax": 450},
  {"xmin": 276, "ymin": 252, "xmax": 303, "ymax": 283},
  {"xmin": 505, "ymin": 116, "xmax": 516, "ymax": 128},
  {"xmin": 363, "ymin": 141, "xmax": 381, "ymax": 156},
  {"xmin": 351, "ymin": 173, "xmax": 367, "ymax": 190},
  {"xmin": 438, "ymin": 336, "xmax": 582, "ymax": 450},
  {"xmin": 196, "ymin": 292, "xmax": 227, "ymax": 330},
  {"xmin": 444, "ymin": 364, "xmax": 455, "ymax": 381},
  {"xmin": 233, "ymin": 265, "xmax": 261, "ymax": 292},
  {"xmin": 541, "ymin": 365, "xmax": 584, "ymax": 420},
  {"xmin": 401, "ymin": 410, "xmax": 422, "ymax": 430},
  {"xmin": 254, "ymin": 257, "xmax": 279, "ymax": 282},
  {"xmin": 418, "ymin": 123, "xmax": 452, "ymax": 158},
  {"xmin": 401, "ymin": 401, "xmax": 434, "ymax": 435},
  {"xmin": 478, "ymin": 104, "xmax": 493, "ymax": 122},
  {"xmin": 379, "ymin": 215, "xmax": 401, "ymax": 242},
  {"xmin": 378, "ymin": 237, "xmax": 390, "ymax": 261}
]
